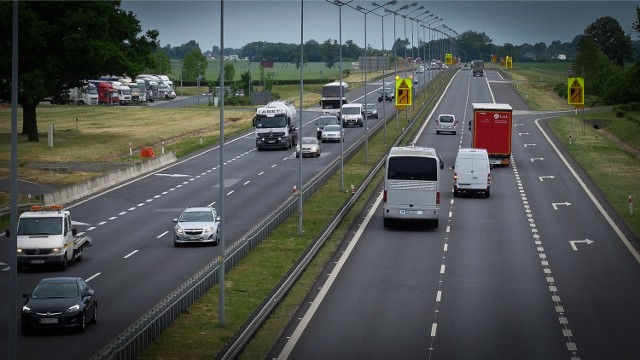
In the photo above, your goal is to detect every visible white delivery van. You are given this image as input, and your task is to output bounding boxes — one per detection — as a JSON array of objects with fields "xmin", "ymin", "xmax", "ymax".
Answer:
[
  {"xmin": 383, "ymin": 146, "xmax": 444, "ymax": 228},
  {"xmin": 453, "ymin": 148, "xmax": 491, "ymax": 198},
  {"xmin": 340, "ymin": 103, "xmax": 364, "ymax": 127}
]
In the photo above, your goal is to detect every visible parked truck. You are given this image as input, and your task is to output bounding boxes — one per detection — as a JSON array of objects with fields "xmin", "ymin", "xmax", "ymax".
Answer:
[
  {"xmin": 112, "ymin": 81, "xmax": 132, "ymax": 105},
  {"xmin": 470, "ymin": 103, "xmax": 513, "ymax": 166},
  {"xmin": 6, "ymin": 205, "xmax": 92, "ymax": 271},
  {"xmin": 68, "ymin": 84, "xmax": 98, "ymax": 105},
  {"xmin": 254, "ymin": 100, "xmax": 298, "ymax": 150}
]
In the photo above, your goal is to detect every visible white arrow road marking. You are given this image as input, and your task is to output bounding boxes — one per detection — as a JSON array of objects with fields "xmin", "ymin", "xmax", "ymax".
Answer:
[
  {"xmin": 154, "ymin": 173, "xmax": 192, "ymax": 177},
  {"xmin": 539, "ymin": 176, "xmax": 556, "ymax": 181},
  {"xmin": 1, "ymin": 262, "xmax": 8, "ymax": 272},
  {"xmin": 552, "ymin": 202, "xmax": 572, "ymax": 210},
  {"xmin": 531, "ymin": 158, "xmax": 544, "ymax": 161},
  {"xmin": 570, "ymin": 239, "xmax": 594, "ymax": 250},
  {"xmin": 524, "ymin": 144, "xmax": 537, "ymax": 147}
]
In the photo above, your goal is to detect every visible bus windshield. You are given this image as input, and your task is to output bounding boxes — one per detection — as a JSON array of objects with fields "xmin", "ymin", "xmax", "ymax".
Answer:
[{"xmin": 387, "ymin": 157, "xmax": 437, "ymax": 181}]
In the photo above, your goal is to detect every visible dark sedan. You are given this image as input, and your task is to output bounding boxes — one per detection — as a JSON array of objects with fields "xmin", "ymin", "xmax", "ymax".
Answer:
[{"xmin": 21, "ymin": 277, "xmax": 97, "ymax": 334}]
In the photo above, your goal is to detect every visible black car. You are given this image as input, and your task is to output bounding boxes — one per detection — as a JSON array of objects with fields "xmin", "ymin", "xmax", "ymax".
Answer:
[{"xmin": 21, "ymin": 277, "xmax": 97, "ymax": 334}]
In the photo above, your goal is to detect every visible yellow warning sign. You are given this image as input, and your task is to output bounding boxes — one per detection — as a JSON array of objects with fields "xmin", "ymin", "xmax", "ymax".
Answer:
[
  {"xmin": 567, "ymin": 77, "xmax": 584, "ymax": 105},
  {"xmin": 445, "ymin": 54, "xmax": 453, "ymax": 65},
  {"xmin": 395, "ymin": 78, "xmax": 412, "ymax": 106}
]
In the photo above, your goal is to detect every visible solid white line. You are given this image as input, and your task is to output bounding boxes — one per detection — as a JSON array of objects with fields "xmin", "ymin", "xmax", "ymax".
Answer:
[
  {"xmin": 85, "ymin": 273, "xmax": 101, "ymax": 282},
  {"xmin": 124, "ymin": 250, "xmax": 138, "ymax": 259},
  {"xmin": 278, "ymin": 191, "xmax": 384, "ymax": 359}
]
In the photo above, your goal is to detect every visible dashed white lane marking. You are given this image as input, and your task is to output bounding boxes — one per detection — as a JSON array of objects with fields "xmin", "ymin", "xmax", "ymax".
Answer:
[
  {"xmin": 124, "ymin": 250, "xmax": 138, "ymax": 258},
  {"xmin": 512, "ymin": 155, "xmax": 580, "ymax": 359}
]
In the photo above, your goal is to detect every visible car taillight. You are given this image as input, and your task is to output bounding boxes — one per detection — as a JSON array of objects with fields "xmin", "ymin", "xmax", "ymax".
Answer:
[
  {"xmin": 487, "ymin": 173, "xmax": 491, "ymax": 186},
  {"xmin": 453, "ymin": 172, "xmax": 458, "ymax": 185},
  {"xmin": 436, "ymin": 191, "xmax": 440, "ymax": 205},
  {"xmin": 383, "ymin": 189, "xmax": 387, "ymax": 203}
]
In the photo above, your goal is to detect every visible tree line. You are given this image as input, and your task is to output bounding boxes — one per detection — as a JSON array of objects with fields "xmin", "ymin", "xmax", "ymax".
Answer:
[{"xmin": 1, "ymin": 2, "xmax": 639, "ymax": 142}]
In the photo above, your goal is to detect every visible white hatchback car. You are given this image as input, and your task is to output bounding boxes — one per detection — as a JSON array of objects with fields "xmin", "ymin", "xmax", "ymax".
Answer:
[{"xmin": 435, "ymin": 114, "xmax": 458, "ymax": 135}]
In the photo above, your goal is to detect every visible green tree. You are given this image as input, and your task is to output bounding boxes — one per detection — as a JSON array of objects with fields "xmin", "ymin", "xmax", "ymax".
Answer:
[
  {"xmin": 151, "ymin": 50, "xmax": 172, "ymax": 75},
  {"xmin": 573, "ymin": 36, "xmax": 617, "ymax": 104},
  {"xmin": 0, "ymin": 1, "xmax": 158, "ymax": 141},
  {"xmin": 218, "ymin": 62, "xmax": 235, "ymax": 85},
  {"xmin": 238, "ymin": 71, "xmax": 252, "ymax": 97},
  {"xmin": 182, "ymin": 49, "xmax": 207, "ymax": 81},
  {"xmin": 584, "ymin": 16, "xmax": 632, "ymax": 66},
  {"xmin": 322, "ymin": 39, "xmax": 338, "ymax": 69}
]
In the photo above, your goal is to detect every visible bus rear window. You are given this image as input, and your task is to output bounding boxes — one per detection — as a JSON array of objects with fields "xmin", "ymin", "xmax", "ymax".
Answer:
[{"xmin": 387, "ymin": 157, "xmax": 437, "ymax": 181}]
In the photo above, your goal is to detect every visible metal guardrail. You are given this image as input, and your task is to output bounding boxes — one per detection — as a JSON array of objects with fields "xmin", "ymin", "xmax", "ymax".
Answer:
[{"xmin": 90, "ymin": 68, "xmax": 455, "ymax": 360}]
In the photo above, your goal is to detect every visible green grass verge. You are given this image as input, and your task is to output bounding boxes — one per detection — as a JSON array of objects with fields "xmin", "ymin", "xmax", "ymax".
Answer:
[{"xmin": 548, "ymin": 112, "xmax": 640, "ymax": 237}]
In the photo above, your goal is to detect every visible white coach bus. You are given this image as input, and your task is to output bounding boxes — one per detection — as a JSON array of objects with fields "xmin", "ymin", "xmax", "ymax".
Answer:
[{"xmin": 382, "ymin": 146, "xmax": 443, "ymax": 228}]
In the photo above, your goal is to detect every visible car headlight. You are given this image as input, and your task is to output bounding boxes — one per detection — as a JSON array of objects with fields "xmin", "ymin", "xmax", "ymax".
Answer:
[
  {"xmin": 204, "ymin": 227, "xmax": 214, "ymax": 233},
  {"xmin": 22, "ymin": 305, "xmax": 32, "ymax": 314},
  {"xmin": 51, "ymin": 248, "xmax": 61, "ymax": 255},
  {"xmin": 17, "ymin": 248, "xmax": 23, "ymax": 255},
  {"xmin": 175, "ymin": 227, "xmax": 184, "ymax": 234},
  {"xmin": 65, "ymin": 304, "xmax": 80, "ymax": 314}
]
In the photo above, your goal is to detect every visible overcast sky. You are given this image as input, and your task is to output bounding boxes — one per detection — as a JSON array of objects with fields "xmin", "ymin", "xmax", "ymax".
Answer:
[{"xmin": 120, "ymin": 0, "xmax": 640, "ymax": 52}]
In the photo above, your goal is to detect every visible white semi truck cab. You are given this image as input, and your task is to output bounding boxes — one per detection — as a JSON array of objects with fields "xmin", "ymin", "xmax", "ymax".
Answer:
[
  {"xmin": 254, "ymin": 100, "xmax": 299, "ymax": 150},
  {"xmin": 6, "ymin": 205, "xmax": 92, "ymax": 271}
]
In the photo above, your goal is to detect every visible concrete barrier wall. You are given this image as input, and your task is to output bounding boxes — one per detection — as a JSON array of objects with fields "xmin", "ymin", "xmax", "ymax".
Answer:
[{"xmin": 44, "ymin": 152, "xmax": 177, "ymax": 206}]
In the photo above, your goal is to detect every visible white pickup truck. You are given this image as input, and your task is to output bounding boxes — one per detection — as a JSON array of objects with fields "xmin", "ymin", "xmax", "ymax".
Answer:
[{"xmin": 6, "ymin": 205, "xmax": 92, "ymax": 271}]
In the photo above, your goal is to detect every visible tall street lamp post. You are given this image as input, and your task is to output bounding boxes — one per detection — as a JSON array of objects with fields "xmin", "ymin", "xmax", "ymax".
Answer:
[
  {"xmin": 371, "ymin": 1, "xmax": 397, "ymax": 143},
  {"xmin": 402, "ymin": 5, "xmax": 423, "ymax": 77},
  {"xmin": 326, "ymin": 0, "xmax": 352, "ymax": 192},
  {"xmin": 383, "ymin": 2, "xmax": 415, "ymax": 128},
  {"xmin": 349, "ymin": 0, "xmax": 395, "ymax": 163}
]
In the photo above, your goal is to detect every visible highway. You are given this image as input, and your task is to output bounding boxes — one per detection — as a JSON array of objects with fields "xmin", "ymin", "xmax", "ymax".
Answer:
[
  {"xmin": 0, "ymin": 69, "xmax": 439, "ymax": 359},
  {"xmin": 271, "ymin": 69, "xmax": 640, "ymax": 359}
]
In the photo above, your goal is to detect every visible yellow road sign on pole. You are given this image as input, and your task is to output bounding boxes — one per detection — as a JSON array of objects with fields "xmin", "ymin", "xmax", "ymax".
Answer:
[
  {"xmin": 567, "ymin": 77, "xmax": 584, "ymax": 105},
  {"xmin": 395, "ymin": 78, "xmax": 412, "ymax": 106}
]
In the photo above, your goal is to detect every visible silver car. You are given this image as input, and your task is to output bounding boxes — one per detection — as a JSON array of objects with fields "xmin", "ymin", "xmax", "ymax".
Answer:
[
  {"xmin": 364, "ymin": 103, "xmax": 378, "ymax": 119},
  {"xmin": 321, "ymin": 124, "xmax": 344, "ymax": 142},
  {"xmin": 296, "ymin": 137, "xmax": 321, "ymax": 158},
  {"xmin": 173, "ymin": 207, "xmax": 220, "ymax": 247},
  {"xmin": 436, "ymin": 113, "xmax": 458, "ymax": 135}
]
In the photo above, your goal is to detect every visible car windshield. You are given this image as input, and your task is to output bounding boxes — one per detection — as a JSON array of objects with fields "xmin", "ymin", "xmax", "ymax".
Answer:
[
  {"xmin": 324, "ymin": 125, "xmax": 340, "ymax": 132},
  {"xmin": 366, "ymin": 104, "xmax": 375, "ymax": 110},
  {"xmin": 17, "ymin": 217, "xmax": 62, "ymax": 236},
  {"xmin": 318, "ymin": 117, "xmax": 337, "ymax": 126},
  {"xmin": 302, "ymin": 138, "xmax": 317, "ymax": 144},
  {"xmin": 32, "ymin": 282, "xmax": 78, "ymax": 299},
  {"xmin": 342, "ymin": 107, "xmax": 360, "ymax": 115},
  {"xmin": 180, "ymin": 211, "xmax": 214, "ymax": 222}
]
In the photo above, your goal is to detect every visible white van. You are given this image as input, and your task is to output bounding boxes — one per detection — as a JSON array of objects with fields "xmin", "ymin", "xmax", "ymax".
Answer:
[
  {"xmin": 340, "ymin": 103, "xmax": 364, "ymax": 127},
  {"xmin": 453, "ymin": 148, "xmax": 491, "ymax": 198},
  {"xmin": 383, "ymin": 146, "xmax": 444, "ymax": 228}
]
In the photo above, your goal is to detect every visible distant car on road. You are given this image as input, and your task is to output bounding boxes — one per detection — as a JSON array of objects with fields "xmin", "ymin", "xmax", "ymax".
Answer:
[
  {"xmin": 436, "ymin": 114, "xmax": 458, "ymax": 135},
  {"xmin": 377, "ymin": 87, "xmax": 394, "ymax": 102},
  {"xmin": 321, "ymin": 124, "xmax": 344, "ymax": 142},
  {"xmin": 21, "ymin": 277, "xmax": 97, "ymax": 334},
  {"xmin": 364, "ymin": 103, "xmax": 378, "ymax": 119},
  {"xmin": 296, "ymin": 137, "xmax": 321, "ymax": 158},
  {"xmin": 173, "ymin": 206, "xmax": 220, "ymax": 247}
]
